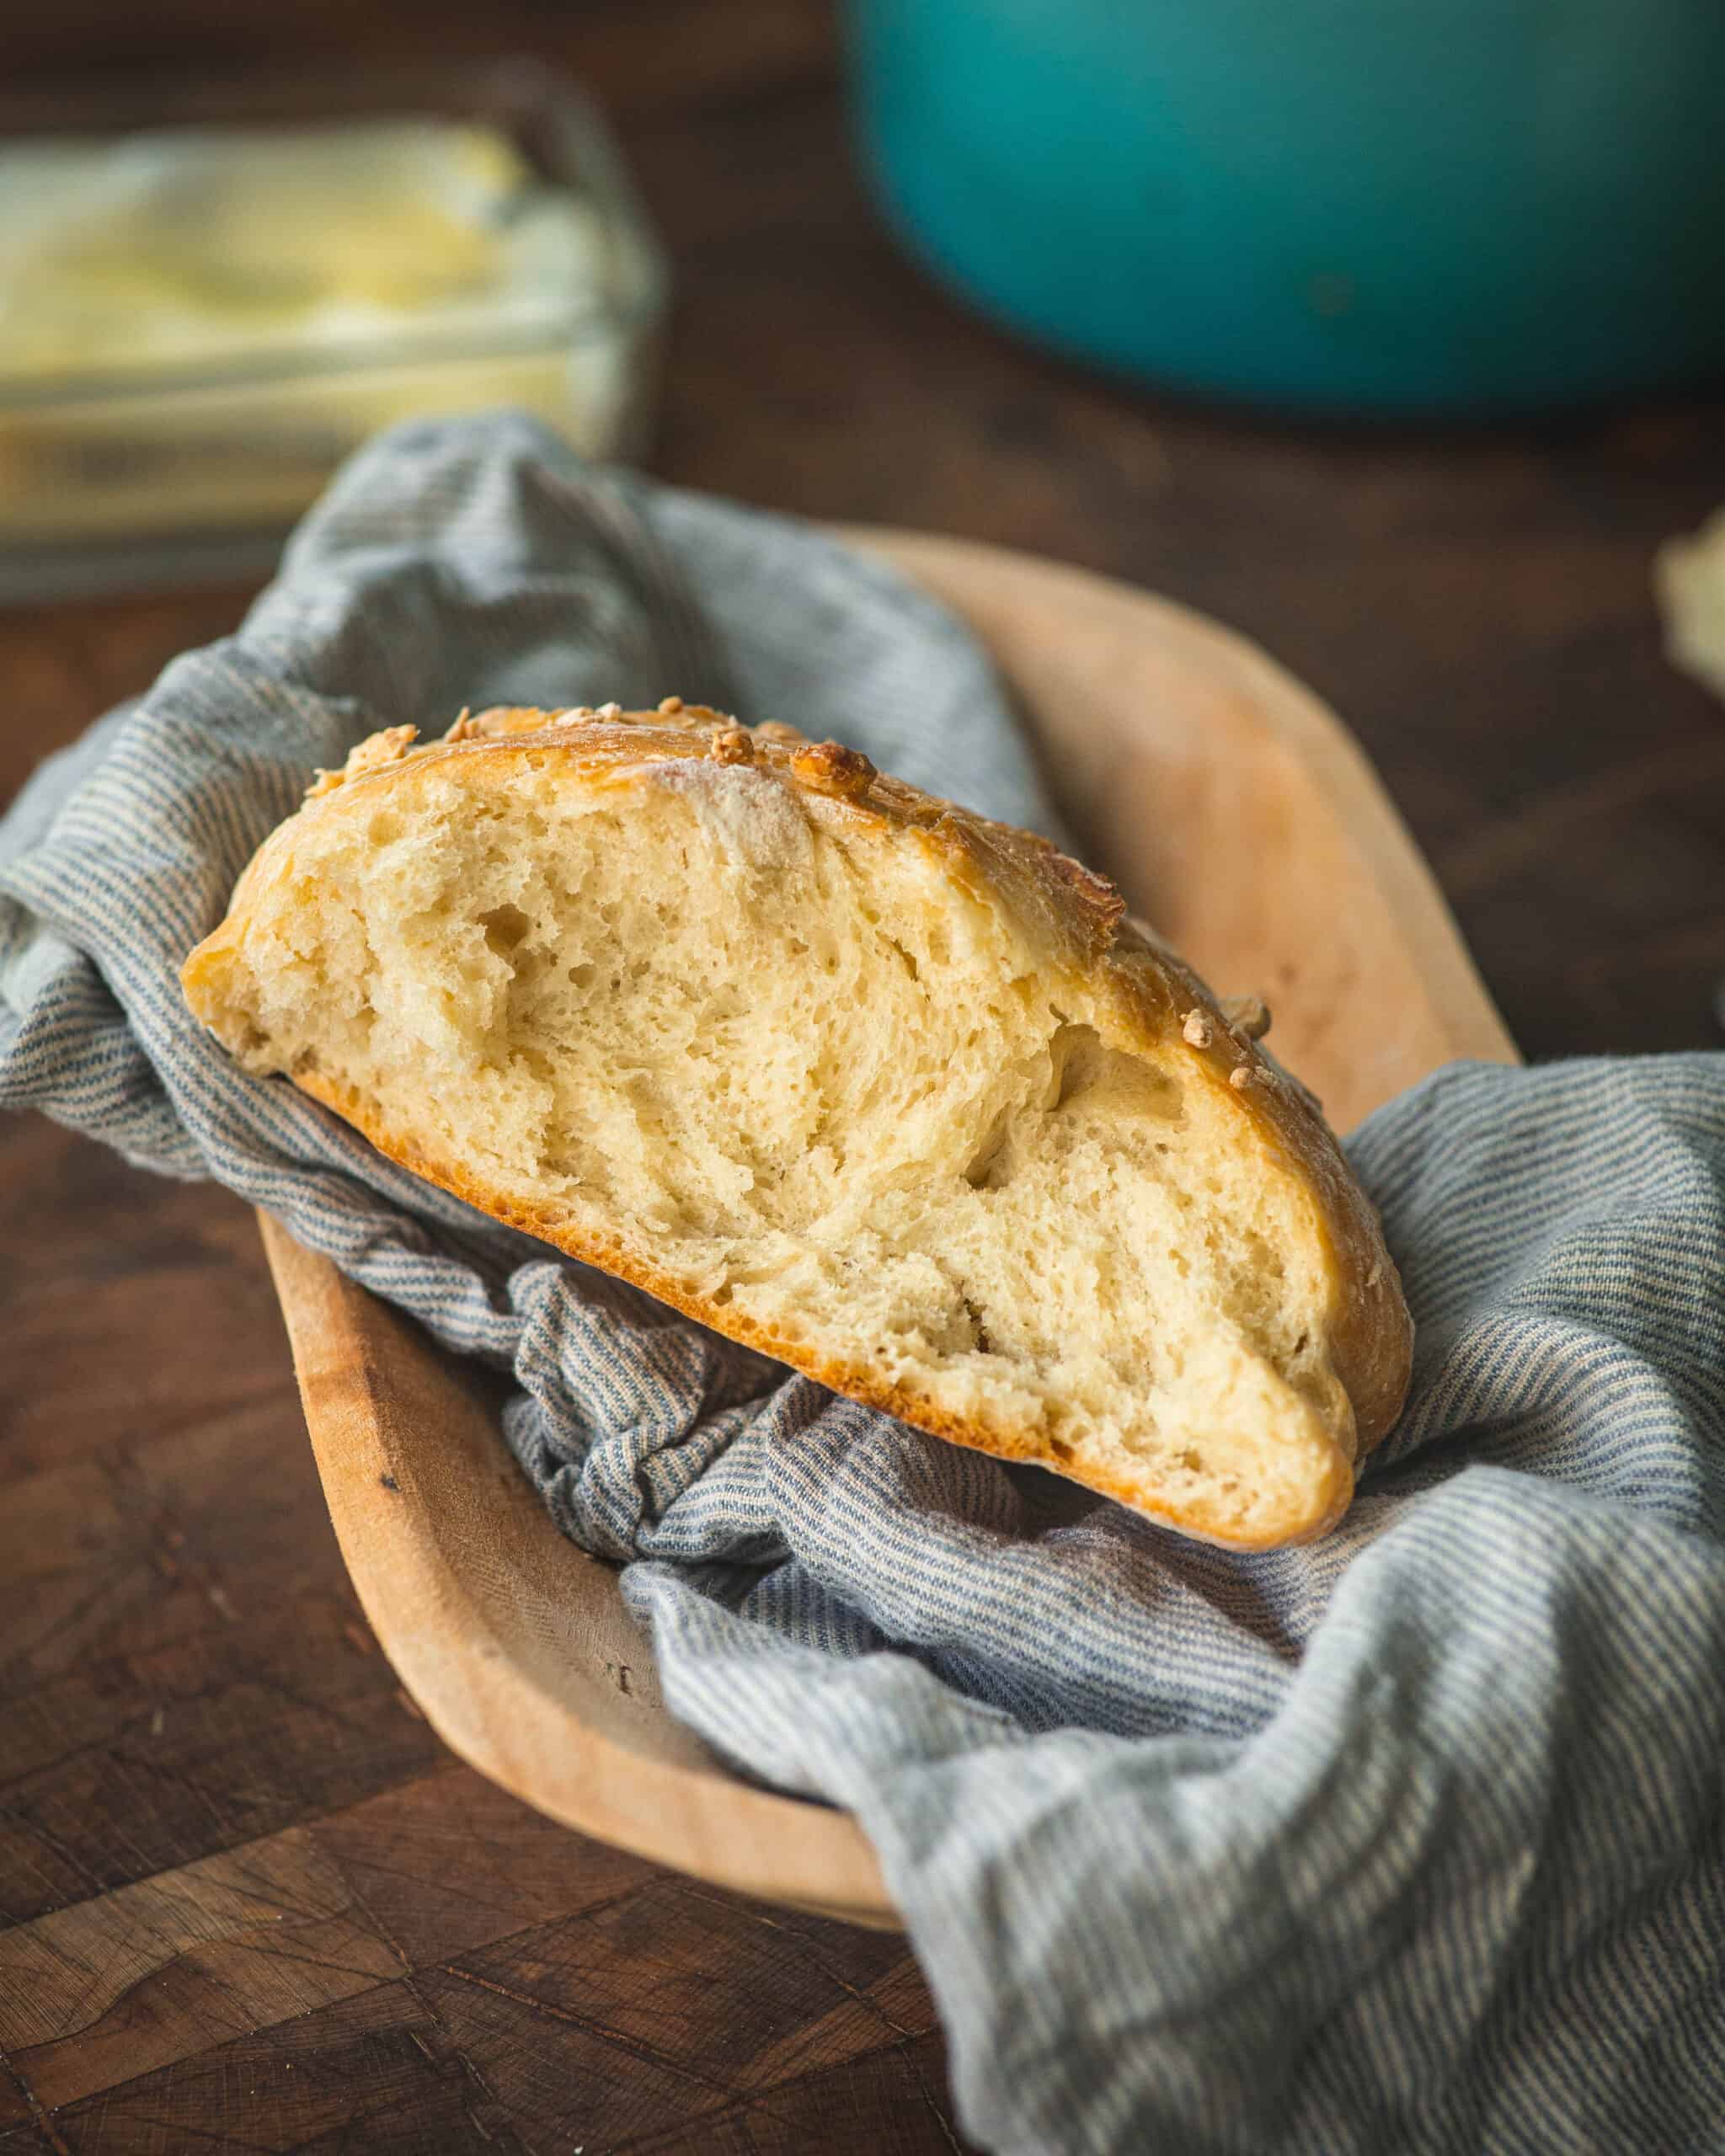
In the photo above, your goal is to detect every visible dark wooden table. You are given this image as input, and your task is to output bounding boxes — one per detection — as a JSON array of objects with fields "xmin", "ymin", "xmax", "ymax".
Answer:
[{"xmin": 5, "ymin": 4, "xmax": 1725, "ymax": 2151}]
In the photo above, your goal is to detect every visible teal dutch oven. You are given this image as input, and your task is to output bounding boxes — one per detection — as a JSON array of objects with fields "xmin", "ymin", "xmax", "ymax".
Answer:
[{"xmin": 841, "ymin": 0, "xmax": 1725, "ymax": 416}]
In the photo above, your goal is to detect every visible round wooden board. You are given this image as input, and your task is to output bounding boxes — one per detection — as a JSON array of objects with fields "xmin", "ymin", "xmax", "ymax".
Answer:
[{"xmin": 258, "ymin": 531, "xmax": 1517, "ymax": 1933}]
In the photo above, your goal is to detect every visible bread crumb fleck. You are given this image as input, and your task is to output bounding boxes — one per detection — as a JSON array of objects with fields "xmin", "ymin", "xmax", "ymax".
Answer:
[
  {"xmin": 657, "ymin": 695, "xmax": 685, "ymax": 714},
  {"xmin": 1182, "ymin": 1011, "xmax": 1213, "ymax": 1049},
  {"xmin": 444, "ymin": 707, "xmax": 475, "ymax": 743},
  {"xmin": 753, "ymin": 720, "xmax": 805, "ymax": 745},
  {"xmin": 1230, "ymin": 1063, "xmax": 1255, "ymax": 1090},
  {"xmin": 1221, "ymin": 995, "xmax": 1272, "ymax": 1042},
  {"xmin": 709, "ymin": 726, "xmax": 756, "ymax": 766},
  {"xmin": 595, "ymin": 702, "xmax": 623, "ymax": 718},
  {"xmin": 792, "ymin": 739, "xmax": 877, "ymax": 799}
]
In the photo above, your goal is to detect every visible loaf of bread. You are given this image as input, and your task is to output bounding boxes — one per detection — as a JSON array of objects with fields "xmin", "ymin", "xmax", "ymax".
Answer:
[{"xmin": 183, "ymin": 701, "xmax": 1411, "ymax": 1548}]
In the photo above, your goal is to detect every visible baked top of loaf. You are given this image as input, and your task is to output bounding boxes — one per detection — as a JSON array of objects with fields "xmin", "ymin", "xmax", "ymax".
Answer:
[{"xmin": 183, "ymin": 699, "xmax": 1412, "ymax": 1549}]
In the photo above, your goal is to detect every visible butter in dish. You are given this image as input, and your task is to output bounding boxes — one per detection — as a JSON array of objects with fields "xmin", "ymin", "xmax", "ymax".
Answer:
[{"xmin": 0, "ymin": 62, "xmax": 665, "ymax": 600}]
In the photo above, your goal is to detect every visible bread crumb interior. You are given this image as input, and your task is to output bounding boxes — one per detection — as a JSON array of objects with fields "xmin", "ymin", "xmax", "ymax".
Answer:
[{"xmin": 200, "ymin": 750, "xmax": 1350, "ymax": 1540}]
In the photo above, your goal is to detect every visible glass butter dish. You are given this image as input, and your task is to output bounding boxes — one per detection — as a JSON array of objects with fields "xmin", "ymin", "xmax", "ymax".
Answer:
[{"xmin": 0, "ymin": 61, "xmax": 666, "ymax": 600}]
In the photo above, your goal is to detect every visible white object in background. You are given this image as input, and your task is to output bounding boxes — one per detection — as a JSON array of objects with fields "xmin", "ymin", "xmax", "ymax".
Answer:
[{"xmin": 1655, "ymin": 510, "xmax": 1725, "ymax": 704}]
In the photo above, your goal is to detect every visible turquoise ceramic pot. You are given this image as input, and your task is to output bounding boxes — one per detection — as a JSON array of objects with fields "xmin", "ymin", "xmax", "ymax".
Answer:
[{"xmin": 841, "ymin": 0, "xmax": 1725, "ymax": 415}]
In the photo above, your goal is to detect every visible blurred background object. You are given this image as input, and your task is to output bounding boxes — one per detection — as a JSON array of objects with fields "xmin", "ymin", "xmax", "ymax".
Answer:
[
  {"xmin": 0, "ymin": 61, "xmax": 663, "ymax": 599},
  {"xmin": 1658, "ymin": 509, "xmax": 1725, "ymax": 704},
  {"xmin": 843, "ymin": 0, "xmax": 1725, "ymax": 417}
]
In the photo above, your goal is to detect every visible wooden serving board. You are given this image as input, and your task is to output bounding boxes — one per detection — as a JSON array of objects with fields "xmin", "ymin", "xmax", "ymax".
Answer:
[{"xmin": 258, "ymin": 531, "xmax": 1518, "ymax": 1933}]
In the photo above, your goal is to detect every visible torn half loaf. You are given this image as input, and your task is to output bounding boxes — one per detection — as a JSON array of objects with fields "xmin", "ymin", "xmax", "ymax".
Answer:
[{"xmin": 183, "ymin": 701, "xmax": 1412, "ymax": 1548}]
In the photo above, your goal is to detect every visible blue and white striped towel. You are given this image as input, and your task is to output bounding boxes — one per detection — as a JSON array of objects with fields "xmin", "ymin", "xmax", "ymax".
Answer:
[{"xmin": 4, "ymin": 414, "xmax": 1723, "ymax": 2155}]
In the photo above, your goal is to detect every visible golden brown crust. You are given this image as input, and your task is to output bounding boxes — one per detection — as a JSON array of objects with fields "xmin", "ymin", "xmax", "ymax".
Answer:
[
  {"xmin": 789, "ymin": 739, "xmax": 877, "ymax": 798},
  {"xmin": 243, "ymin": 701, "xmax": 1138, "ymax": 974},
  {"xmin": 189, "ymin": 701, "xmax": 1413, "ymax": 1537}
]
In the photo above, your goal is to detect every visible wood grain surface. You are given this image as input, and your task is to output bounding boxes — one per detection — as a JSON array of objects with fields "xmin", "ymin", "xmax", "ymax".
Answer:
[{"xmin": 4, "ymin": 3, "xmax": 1725, "ymax": 2150}]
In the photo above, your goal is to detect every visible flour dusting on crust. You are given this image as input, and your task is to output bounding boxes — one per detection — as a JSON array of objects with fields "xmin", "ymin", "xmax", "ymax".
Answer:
[{"xmin": 648, "ymin": 758, "xmax": 812, "ymax": 870}]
